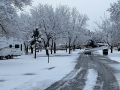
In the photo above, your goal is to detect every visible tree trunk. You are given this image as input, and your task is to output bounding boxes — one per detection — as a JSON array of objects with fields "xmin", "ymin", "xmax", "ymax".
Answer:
[
  {"xmin": 46, "ymin": 49, "xmax": 49, "ymax": 56},
  {"xmin": 54, "ymin": 42, "xmax": 56, "ymax": 54},
  {"xmin": 26, "ymin": 46, "xmax": 28, "ymax": 55},
  {"xmin": 45, "ymin": 42, "xmax": 49, "ymax": 55},
  {"xmin": 73, "ymin": 45, "xmax": 75, "ymax": 51},
  {"xmin": 68, "ymin": 40, "xmax": 71, "ymax": 54},
  {"xmin": 66, "ymin": 45, "xmax": 67, "ymax": 52},
  {"xmin": 31, "ymin": 46, "xmax": 33, "ymax": 54},
  {"xmin": 45, "ymin": 45, "xmax": 49, "ymax": 56},
  {"xmin": 69, "ymin": 46, "xmax": 71, "ymax": 54},
  {"xmin": 110, "ymin": 46, "xmax": 113, "ymax": 53},
  {"xmin": 24, "ymin": 42, "xmax": 28, "ymax": 55},
  {"xmin": 34, "ymin": 43, "xmax": 36, "ymax": 58},
  {"xmin": 50, "ymin": 46, "xmax": 52, "ymax": 54},
  {"xmin": 51, "ymin": 40, "xmax": 53, "ymax": 54}
]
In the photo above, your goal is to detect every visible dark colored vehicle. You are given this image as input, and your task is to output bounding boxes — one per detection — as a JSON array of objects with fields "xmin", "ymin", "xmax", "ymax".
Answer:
[
  {"xmin": 84, "ymin": 48, "xmax": 91, "ymax": 55},
  {"xmin": 103, "ymin": 49, "xmax": 108, "ymax": 55}
]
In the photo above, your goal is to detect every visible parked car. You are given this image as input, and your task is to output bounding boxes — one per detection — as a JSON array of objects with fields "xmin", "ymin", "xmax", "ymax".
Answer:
[
  {"xmin": 56, "ymin": 45, "xmax": 66, "ymax": 50},
  {"xmin": 84, "ymin": 48, "xmax": 91, "ymax": 55}
]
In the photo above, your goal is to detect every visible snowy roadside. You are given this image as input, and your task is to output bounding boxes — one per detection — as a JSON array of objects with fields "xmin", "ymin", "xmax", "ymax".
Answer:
[
  {"xmin": 97, "ymin": 49, "xmax": 120, "ymax": 87},
  {"xmin": 107, "ymin": 50, "xmax": 120, "ymax": 88},
  {"xmin": 0, "ymin": 49, "xmax": 82, "ymax": 90}
]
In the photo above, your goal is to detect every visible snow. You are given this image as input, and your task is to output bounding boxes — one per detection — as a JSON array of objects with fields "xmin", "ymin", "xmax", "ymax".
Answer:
[
  {"xmin": 107, "ymin": 50, "xmax": 120, "ymax": 87},
  {"xmin": 70, "ymin": 68, "xmax": 82, "ymax": 79},
  {"xmin": 97, "ymin": 49, "xmax": 120, "ymax": 63},
  {"xmin": 0, "ymin": 48, "xmax": 120, "ymax": 90},
  {"xmin": 97, "ymin": 49, "xmax": 120, "ymax": 87},
  {"xmin": 0, "ymin": 49, "xmax": 81, "ymax": 90},
  {"xmin": 83, "ymin": 69, "xmax": 98, "ymax": 90}
]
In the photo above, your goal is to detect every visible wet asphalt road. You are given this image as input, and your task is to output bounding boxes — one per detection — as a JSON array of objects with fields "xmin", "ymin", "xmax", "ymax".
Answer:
[{"xmin": 44, "ymin": 51, "xmax": 120, "ymax": 90}]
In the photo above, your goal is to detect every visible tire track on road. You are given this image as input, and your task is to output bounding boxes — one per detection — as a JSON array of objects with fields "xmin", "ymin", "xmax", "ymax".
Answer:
[
  {"xmin": 89, "ymin": 55, "xmax": 119, "ymax": 90},
  {"xmin": 44, "ymin": 52, "xmax": 119, "ymax": 90},
  {"xmin": 45, "ymin": 54, "xmax": 89, "ymax": 90}
]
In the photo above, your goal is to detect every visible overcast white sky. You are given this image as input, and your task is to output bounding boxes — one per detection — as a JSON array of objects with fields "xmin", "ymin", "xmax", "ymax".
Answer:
[{"xmin": 25, "ymin": 0, "xmax": 118, "ymax": 31}]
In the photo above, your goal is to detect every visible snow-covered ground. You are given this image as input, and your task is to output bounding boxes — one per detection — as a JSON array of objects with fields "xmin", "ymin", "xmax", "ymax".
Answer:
[
  {"xmin": 97, "ymin": 49, "xmax": 120, "ymax": 87},
  {"xmin": 0, "ymin": 49, "xmax": 120, "ymax": 90},
  {"xmin": 107, "ymin": 50, "xmax": 120, "ymax": 87},
  {"xmin": 0, "ymin": 49, "xmax": 83, "ymax": 90}
]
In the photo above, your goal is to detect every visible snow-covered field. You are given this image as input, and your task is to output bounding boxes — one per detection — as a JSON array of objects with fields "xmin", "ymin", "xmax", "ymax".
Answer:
[
  {"xmin": 0, "ymin": 49, "xmax": 120, "ymax": 90},
  {"xmin": 0, "ymin": 49, "xmax": 83, "ymax": 90}
]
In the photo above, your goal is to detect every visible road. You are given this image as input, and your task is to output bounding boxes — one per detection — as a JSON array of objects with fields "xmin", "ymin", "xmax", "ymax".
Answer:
[{"xmin": 45, "ymin": 51, "xmax": 120, "ymax": 90}]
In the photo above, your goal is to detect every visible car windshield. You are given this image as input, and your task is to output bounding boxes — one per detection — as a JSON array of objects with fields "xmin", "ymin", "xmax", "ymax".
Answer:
[{"xmin": 85, "ymin": 48, "xmax": 90, "ymax": 50}]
